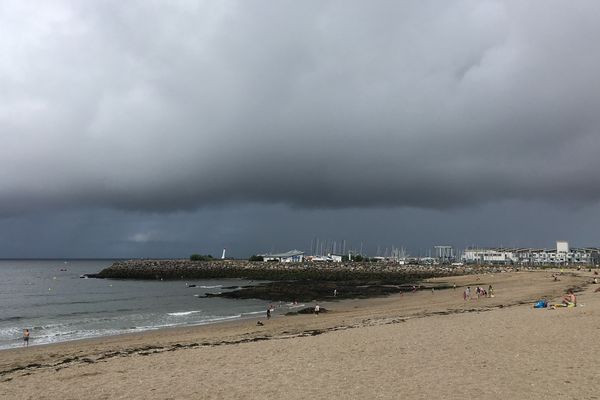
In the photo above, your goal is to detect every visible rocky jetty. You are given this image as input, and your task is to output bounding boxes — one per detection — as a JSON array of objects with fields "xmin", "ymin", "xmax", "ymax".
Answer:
[
  {"xmin": 90, "ymin": 260, "xmax": 539, "ymax": 302},
  {"xmin": 95, "ymin": 259, "xmax": 532, "ymax": 281}
]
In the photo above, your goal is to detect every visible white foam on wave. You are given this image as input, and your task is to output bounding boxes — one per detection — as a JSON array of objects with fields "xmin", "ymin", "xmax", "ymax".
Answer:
[
  {"xmin": 0, "ymin": 308, "xmax": 265, "ymax": 350},
  {"xmin": 198, "ymin": 314, "xmax": 242, "ymax": 324},
  {"xmin": 0, "ymin": 326, "xmax": 21, "ymax": 336},
  {"xmin": 0, "ymin": 328, "xmax": 125, "ymax": 350},
  {"xmin": 242, "ymin": 310, "xmax": 264, "ymax": 316},
  {"xmin": 134, "ymin": 314, "xmax": 243, "ymax": 331},
  {"xmin": 167, "ymin": 310, "xmax": 203, "ymax": 317},
  {"xmin": 199, "ymin": 285, "xmax": 222, "ymax": 289}
]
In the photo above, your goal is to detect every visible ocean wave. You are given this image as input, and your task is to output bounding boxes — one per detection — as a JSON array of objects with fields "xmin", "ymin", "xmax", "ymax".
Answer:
[
  {"xmin": 167, "ymin": 310, "xmax": 203, "ymax": 317},
  {"xmin": 197, "ymin": 315, "xmax": 242, "ymax": 323},
  {"xmin": 0, "ymin": 311, "xmax": 263, "ymax": 350},
  {"xmin": 133, "ymin": 314, "xmax": 242, "ymax": 330},
  {"xmin": 242, "ymin": 310, "xmax": 264, "ymax": 316},
  {"xmin": 0, "ymin": 328, "xmax": 126, "ymax": 350},
  {"xmin": 29, "ymin": 296, "xmax": 152, "ymax": 307},
  {"xmin": 0, "ymin": 316, "xmax": 22, "ymax": 323},
  {"xmin": 0, "ymin": 326, "xmax": 22, "ymax": 336},
  {"xmin": 27, "ymin": 308, "xmax": 141, "ymax": 319},
  {"xmin": 198, "ymin": 285, "xmax": 223, "ymax": 289}
]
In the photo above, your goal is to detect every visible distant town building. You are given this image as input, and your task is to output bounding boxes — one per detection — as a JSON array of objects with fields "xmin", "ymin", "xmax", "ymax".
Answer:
[
  {"xmin": 462, "ymin": 248, "xmax": 517, "ymax": 264},
  {"xmin": 461, "ymin": 241, "xmax": 599, "ymax": 266},
  {"xmin": 557, "ymin": 241, "xmax": 569, "ymax": 254},
  {"xmin": 261, "ymin": 250, "xmax": 304, "ymax": 263},
  {"xmin": 304, "ymin": 254, "xmax": 343, "ymax": 262},
  {"xmin": 306, "ymin": 255, "xmax": 331, "ymax": 262},
  {"xmin": 330, "ymin": 254, "xmax": 343, "ymax": 263}
]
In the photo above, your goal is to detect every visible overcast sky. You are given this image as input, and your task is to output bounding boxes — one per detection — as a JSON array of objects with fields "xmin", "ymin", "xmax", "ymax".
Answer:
[{"xmin": 1, "ymin": 1, "xmax": 600, "ymax": 258}]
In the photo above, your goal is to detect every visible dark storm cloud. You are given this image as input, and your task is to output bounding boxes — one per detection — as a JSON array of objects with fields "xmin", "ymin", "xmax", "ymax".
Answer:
[{"xmin": 2, "ymin": 1, "xmax": 600, "ymax": 215}]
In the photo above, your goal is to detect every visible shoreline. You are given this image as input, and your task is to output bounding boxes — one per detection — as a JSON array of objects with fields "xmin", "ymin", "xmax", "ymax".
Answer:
[
  {"xmin": 0, "ymin": 270, "xmax": 587, "ymax": 381},
  {"xmin": 0, "ymin": 266, "xmax": 545, "ymax": 354}
]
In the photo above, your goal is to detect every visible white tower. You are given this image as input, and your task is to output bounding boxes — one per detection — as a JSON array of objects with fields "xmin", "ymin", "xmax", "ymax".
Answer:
[{"xmin": 221, "ymin": 248, "xmax": 226, "ymax": 259}]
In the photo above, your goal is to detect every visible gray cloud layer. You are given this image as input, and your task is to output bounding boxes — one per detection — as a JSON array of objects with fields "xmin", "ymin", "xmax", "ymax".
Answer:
[
  {"xmin": 2, "ymin": 202, "xmax": 600, "ymax": 258},
  {"xmin": 2, "ymin": 1, "xmax": 600, "ymax": 215}
]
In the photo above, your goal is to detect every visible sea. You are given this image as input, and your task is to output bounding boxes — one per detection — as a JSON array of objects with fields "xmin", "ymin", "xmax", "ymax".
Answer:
[{"xmin": 0, "ymin": 259, "xmax": 288, "ymax": 350}]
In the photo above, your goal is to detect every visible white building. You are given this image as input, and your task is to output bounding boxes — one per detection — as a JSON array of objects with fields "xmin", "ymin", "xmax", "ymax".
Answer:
[
  {"xmin": 462, "ymin": 248, "xmax": 517, "ymax": 264},
  {"xmin": 330, "ymin": 254, "xmax": 343, "ymax": 263},
  {"xmin": 557, "ymin": 241, "xmax": 569, "ymax": 254},
  {"xmin": 462, "ymin": 243, "xmax": 599, "ymax": 266},
  {"xmin": 262, "ymin": 250, "xmax": 304, "ymax": 263}
]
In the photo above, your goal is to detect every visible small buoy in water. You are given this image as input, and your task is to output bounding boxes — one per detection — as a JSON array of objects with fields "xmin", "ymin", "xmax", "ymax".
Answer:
[{"xmin": 48, "ymin": 288, "xmax": 52, "ymax": 291}]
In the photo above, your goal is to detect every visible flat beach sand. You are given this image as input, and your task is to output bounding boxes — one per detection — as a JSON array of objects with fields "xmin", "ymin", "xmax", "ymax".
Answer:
[{"xmin": 2, "ymin": 270, "xmax": 599, "ymax": 400}]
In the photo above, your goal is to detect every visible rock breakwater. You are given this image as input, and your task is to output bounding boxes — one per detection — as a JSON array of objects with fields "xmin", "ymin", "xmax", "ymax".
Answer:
[
  {"xmin": 95, "ymin": 259, "xmax": 492, "ymax": 281},
  {"xmin": 93, "ymin": 260, "xmax": 543, "ymax": 301},
  {"xmin": 96, "ymin": 259, "xmax": 532, "ymax": 281}
]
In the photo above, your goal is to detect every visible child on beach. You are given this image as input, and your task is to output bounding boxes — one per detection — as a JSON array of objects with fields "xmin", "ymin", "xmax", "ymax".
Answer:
[
  {"xmin": 562, "ymin": 290, "xmax": 576, "ymax": 307},
  {"xmin": 314, "ymin": 304, "xmax": 320, "ymax": 315},
  {"xmin": 23, "ymin": 329, "xmax": 30, "ymax": 347}
]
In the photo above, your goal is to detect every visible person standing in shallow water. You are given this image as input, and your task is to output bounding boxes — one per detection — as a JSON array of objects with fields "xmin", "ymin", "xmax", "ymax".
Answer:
[{"xmin": 23, "ymin": 329, "xmax": 30, "ymax": 347}]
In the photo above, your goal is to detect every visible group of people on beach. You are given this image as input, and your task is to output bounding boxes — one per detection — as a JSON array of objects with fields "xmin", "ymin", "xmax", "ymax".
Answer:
[
  {"xmin": 463, "ymin": 285, "xmax": 494, "ymax": 300},
  {"xmin": 260, "ymin": 290, "xmax": 336, "ymax": 323}
]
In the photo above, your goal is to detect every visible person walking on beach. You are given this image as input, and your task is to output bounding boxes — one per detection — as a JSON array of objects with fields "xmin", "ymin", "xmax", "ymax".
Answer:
[
  {"xmin": 266, "ymin": 307, "xmax": 271, "ymax": 320},
  {"xmin": 314, "ymin": 304, "xmax": 320, "ymax": 315},
  {"xmin": 23, "ymin": 329, "xmax": 30, "ymax": 347}
]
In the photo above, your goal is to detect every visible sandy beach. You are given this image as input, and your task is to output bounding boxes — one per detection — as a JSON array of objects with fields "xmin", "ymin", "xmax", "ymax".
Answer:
[{"xmin": 1, "ymin": 270, "xmax": 598, "ymax": 400}]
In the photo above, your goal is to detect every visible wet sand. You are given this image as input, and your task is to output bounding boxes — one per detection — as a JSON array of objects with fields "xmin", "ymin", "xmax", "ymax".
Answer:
[{"xmin": 1, "ymin": 270, "xmax": 597, "ymax": 400}]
